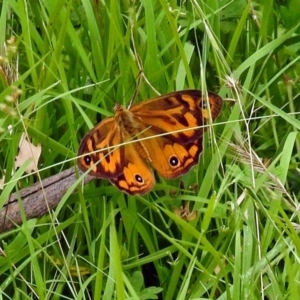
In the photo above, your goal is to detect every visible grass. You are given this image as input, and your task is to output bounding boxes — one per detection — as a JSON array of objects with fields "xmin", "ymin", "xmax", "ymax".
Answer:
[{"xmin": 1, "ymin": 0, "xmax": 300, "ymax": 299}]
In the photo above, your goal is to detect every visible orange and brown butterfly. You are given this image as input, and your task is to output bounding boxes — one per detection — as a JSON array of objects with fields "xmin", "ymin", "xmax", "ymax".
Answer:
[{"xmin": 77, "ymin": 90, "xmax": 222, "ymax": 195}]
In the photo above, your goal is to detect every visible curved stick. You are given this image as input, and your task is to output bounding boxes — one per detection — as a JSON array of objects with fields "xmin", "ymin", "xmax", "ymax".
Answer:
[{"xmin": 0, "ymin": 167, "xmax": 94, "ymax": 233}]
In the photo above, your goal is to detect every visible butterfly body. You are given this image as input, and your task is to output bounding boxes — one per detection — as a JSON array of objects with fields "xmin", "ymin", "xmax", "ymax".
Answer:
[{"xmin": 78, "ymin": 90, "xmax": 222, "ymax": 195}]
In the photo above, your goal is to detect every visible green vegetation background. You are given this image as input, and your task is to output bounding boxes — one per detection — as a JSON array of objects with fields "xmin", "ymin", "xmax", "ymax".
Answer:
[{"xmin": 1, "ymin": 0, "xmax": 300, "ymax": 299}]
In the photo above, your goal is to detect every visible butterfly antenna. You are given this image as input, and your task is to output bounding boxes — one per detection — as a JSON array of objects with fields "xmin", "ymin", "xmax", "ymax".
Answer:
[{"xmin": 129, "ymin": 25, "xmax": 160, "ymax": 108}]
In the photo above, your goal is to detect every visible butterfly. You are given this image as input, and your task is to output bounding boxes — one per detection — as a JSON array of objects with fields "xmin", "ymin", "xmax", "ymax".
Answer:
[{"xmin": 77, "ymin": 90, "xmax": 222, "ymax": 195}]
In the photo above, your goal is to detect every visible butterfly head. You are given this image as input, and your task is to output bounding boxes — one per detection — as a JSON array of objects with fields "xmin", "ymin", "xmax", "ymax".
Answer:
[{"xmin": 113, "ymin": 103, "xmax": 125, "ymax": 113}]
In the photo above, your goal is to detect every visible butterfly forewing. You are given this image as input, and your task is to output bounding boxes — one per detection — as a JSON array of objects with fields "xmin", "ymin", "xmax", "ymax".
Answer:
[
  {"xmin": 130, "ymin": 90, "xmax": 222, "ymax": 142},
  {"xmin": 77, "ymin": 118, "xmax": 125, "ymax": 178},
  {"xmin": 199, "ymin": 92, "xmax": 223, "ymax": 121}
]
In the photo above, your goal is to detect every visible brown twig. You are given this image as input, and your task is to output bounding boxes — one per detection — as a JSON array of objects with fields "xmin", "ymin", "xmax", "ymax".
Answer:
[{"xmin": 0, "ymin": 167, "xmax": 94, "ymax": 233}]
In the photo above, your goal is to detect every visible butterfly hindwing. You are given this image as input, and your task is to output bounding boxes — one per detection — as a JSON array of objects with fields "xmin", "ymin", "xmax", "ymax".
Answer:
[
  {"xmin": 109, "ymin": 140, "xmax": 155, "ymax": 195},
  {"xmin": 134, "ymin": 126, "xmax": 203, "ymax": 178}
]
